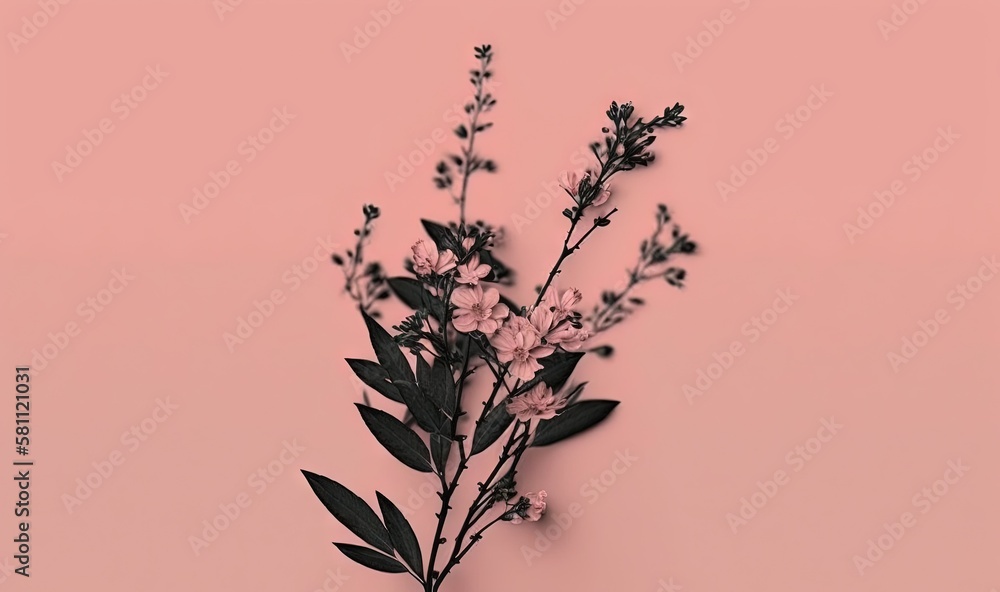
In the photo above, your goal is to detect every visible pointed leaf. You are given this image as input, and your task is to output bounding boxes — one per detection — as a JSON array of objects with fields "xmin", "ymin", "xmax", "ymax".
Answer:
[
  {"xmin": 333, "ymin": 543, "xmax": 407, "ymax": 574},
  {"xmin": 471, "ymin": 403, "xmax": 514, "ymax": 455},
  {"xmin": 420, "ymin": 219, "xmax": 456, "ymax": 251},
  {"xmin": 516, "ymin": 351, "xmax": 584, "ymax": 395},
  {"xmin": 301, "ymin": 470, "xmax": 393, "ymax": 553},
  {"xmin": 396, "ymin": 380, "xmax": 447, "ymax": 434},
  {"xmin": 362, "ymin": 312, "xmax": 414, "ymax": 384},
  {"xmin": 416, "ymin": 354, "xmax": 434, "ymax": 394},
  {"xmin": 376, "ymin": 493, "xmax": 424, "ymax": 578},
  {"xmin": 388, "ymin": 277, "xmax": 445, "ymax": 321},
  {"xmin": 346, "ymin": 359, "xmax": 402, "ymax": 403},
  {"xmin": 430, "ymin": 357, "xmax": 456, "ymax": 413},
  {"xmin": 531, "ymin": 400, "xmax": 620, "ymax": 447},
  {"xmin": 430, "ymin": 433, "xmax": 452, "ymax": 473},
  {"xmin": 356, "ymin": 404, "xmax": 434, "ymax": 473}
]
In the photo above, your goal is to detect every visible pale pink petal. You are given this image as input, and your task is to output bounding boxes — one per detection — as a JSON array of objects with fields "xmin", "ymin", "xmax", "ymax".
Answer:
[{"xmin": 480, "ymin": 287, "xmax": 500, "ymax": 309}]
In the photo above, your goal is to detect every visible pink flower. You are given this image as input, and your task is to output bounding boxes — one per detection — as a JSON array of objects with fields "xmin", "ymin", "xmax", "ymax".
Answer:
[
  {"xmin": 510, "ymin": 490, "xmax": 548, "ymax": 524},
  {"xmin": 412, "ymin": 240, "xmax": 456, "ymax": 276},
  {"xmin": 541, "ymin": 286, "xmax": 582, "ymax": 322},
  {"xmin": 506, "ymin": 383, "xmax": 567, "ymax": 422},
  {"xmin": 547, "ymin": 325, "xmax": 590, "ymax": 351},
  {"xmin": 528, "ymin": 305, "xmax": 554, "ymax": 335},
  {"xmin": 558, "ymin": 170, "xmax": 588, "ymax": 197},
  {"xmin": 456, "ymin": 253, "xmax": 492, "ymax": 285},
  {"xmin": 451, "ymin": 285, "xmax": 508, "ymax": 334},
  {"xmin": 591, "ymin": 183, "xmax": 611, "ymax": 207},
  {"xmin": 491, "ymin": 317, "xmax": 555, "ymax": 381}
]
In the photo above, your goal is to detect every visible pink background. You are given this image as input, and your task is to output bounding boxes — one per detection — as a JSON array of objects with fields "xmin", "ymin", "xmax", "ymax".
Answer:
[{"xmin": 1, "ymin": 0, "xmax": 998, "ymax": 590}]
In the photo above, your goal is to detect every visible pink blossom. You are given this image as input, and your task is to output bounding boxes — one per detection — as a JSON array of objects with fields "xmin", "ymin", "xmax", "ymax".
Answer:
[
  {"xmin": 491, "ymin": 316, "xmax": 555, "ymax": 381},
  {"xmin": 528, "ymin": 305, "xmax": 554, "ymax": 335},
  {"xmin": 411, "ymin": 240, "xmax": 456, "ymax": 276},
  {"xmin": 451, "ymin": 285, "xmax": 509, "ymax": 334},
  {"xmin": 456, "ymin": 253, "xmax": 492, "ymax": 285},
  {"xmin": 541, "ymin": 286, "xmax": 583, "ymax": 322},
  {"xmin": 510, "ymin": 490, "xmax": 548, "ymax": 524},
  {"xmin": 547, "ymin": 325, "xmax": 590, "ymax": 351},
  {"xmin": 506, "ymin": 383, "xmax": 567, "ymax": 422},
  {"xmin": 591, "ymin": 183, "xmax": 612, "ymax": 207},
  {"xmin": 558, "ymin": 170, "xmax": 588, "ymax": 197}
]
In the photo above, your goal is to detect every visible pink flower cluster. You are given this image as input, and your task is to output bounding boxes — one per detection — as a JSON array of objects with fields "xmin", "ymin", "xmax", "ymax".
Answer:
[
  {"xmin": 412, "ymin": 240, "xmax": 456, "ymax": 276},
  {"xmin": 509, "ymin": 490, "xmax": 547, "ymax": 524},
  {"xmin": 410, "ymin": 237, "xmax": 590, "ymax": 382},
  {"xmin": 506, "ymin": 382, "xmax": 567, "ymax": 423},
  {"xmin": 558, "ymin": 169, "xmax": 611, "ymax": 207},
  {"xmin": 447, "ymin": 285, "xmax": 591, "ymax": 381}
]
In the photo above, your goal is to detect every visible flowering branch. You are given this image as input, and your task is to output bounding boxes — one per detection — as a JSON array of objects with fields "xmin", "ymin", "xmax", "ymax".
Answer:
[
  {"xmin": 434, "ymin": 45, "xmax": 497, "ymax": 227},
  {"xmin": 587, "ymin": 204, "xmax": 698, "ymax": 335},
  {"xmin": 332, "ymin": 204, "xmax": 389, "ymax": 317},
  {"xmin": 305, "ymin": 44, "xmax": 697, "ymax": 592}
]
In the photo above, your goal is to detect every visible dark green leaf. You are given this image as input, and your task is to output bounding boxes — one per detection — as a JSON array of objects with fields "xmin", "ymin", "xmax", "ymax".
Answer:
[
  {"xmin": 396, "ymin": 380, "xmax": 447, "ymax": 434},
  {"xmin": 516, "ymin": 351, "xmax": 584, "ymax": 395},
  {"xmin": 471, "ymin": 403, "xmax": 514, "ymax": 455},
  {"xmin": 388, "ymin": 277, "xmax": 446, "ymax": 321},
  {"xmin": 430, "ymin": 357, "xmax": 456, "ymax": 412},
  {"xmin": 531, "ymin": 400, "xmax": 620, "ymax": 447},
  {"xmin": 356, "ymin": 404, "xmax": 434, "ymax": 473},
  {"xmin": 376, "ymin": 493, "xmax": 423, "ymax": 577},
  {"xmin": 420, "ymin": 219, "xmax": 455, "ymax": 251},
  {"xmin": 430, "ymin": 433, "xmax": 451, "ymax": 473},
  {"xmin": 301, "ymin": 471, "xmax": 393, "ymax": 553},
  {"xmin": 346, "ymin": 359, "xmax": 402, "ymax": 403},
  {"xmin": 415, "ymin": 354, "xmax": 434, "ymax": 400},
  {"xmin": 362, "ymin": 312, "xmax": 414, "ymax": 384},
  {"xmin": 333, "ymin": 543, "xmax": 407, "ymax": 574}
]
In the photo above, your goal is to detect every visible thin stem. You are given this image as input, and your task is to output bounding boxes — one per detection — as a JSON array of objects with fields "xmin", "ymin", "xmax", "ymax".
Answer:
[
  {"xmin": 433, "ymin": 423, "xmax": 528, "ymax": 590},
  {"xmin": 457, "ymin": 54, "xmax": 488, "ymax": 228},
  {"xmin": 533, "ymin": 208, "xmax": 618, "ymax": 308}
]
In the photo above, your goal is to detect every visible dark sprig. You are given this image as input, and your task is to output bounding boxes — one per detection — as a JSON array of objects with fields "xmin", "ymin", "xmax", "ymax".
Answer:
[
  {"xmin": 333, "ymin": 204, "xmax": 389, "ymax": 317},
  {"xmin": 586, "ymin": 203, "xmax": 697, "ymax": 336},
  {"xmin": 434, "ymin": 45, "xmax": 499, "ymax": 226}
]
